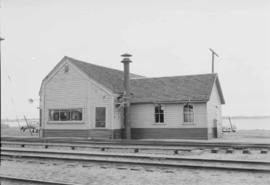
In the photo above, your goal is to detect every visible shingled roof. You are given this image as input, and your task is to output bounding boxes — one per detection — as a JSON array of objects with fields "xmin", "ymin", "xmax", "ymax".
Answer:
[
  {"xmin": 130, "ymin": 74, "xmax": 225, "ymax": 104},
  {"xmin": 67, "ymin": 56, "xmax": 225, "ymax": 104}
]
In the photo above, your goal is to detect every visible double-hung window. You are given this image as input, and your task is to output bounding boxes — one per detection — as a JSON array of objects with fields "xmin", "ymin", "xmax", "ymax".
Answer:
[
  {"xmin": 183, "ymin": 104, "xmax": 194, "ymax": 123},
  {"xmin": 155, "ymin": 104, "xmax": 164, "ymax": 123}
]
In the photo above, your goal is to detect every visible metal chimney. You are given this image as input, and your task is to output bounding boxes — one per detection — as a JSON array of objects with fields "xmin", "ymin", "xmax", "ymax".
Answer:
[{"xmin": 121, "ymin": 53, "xmax": 132, "ymax": 139}]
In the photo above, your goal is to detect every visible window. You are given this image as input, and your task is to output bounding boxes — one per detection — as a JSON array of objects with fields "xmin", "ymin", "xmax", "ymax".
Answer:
[
  {"xmin": 71, "ymin": 109, "xmax": 83, "ymax": 120},
  {"xmin": 155, "ymin": 104, "xmax": 164, "ymax": 123},
  {"xmin": 96, "ymin": 107, "xmax": 106, "ymax": 128},
  {"xmin": 183, "ymin": 104, "xmax": 194, "ymax": 123},
  {"xmin": 49, "ymin": 109, "xmax": 82, "ymax": 121},
  {"xmin": 64, "ymin": 65, "xmax": 69, "ymax": 73}
]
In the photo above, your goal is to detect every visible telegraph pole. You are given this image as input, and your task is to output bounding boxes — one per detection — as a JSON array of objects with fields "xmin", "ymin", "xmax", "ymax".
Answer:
[
  {"xmin": 0, "ymin": 37, "xmax": 4, "ymax": 164},
  {"xmin": 209, "ymin": 48, "xmax": 219, "ymax": 73}
]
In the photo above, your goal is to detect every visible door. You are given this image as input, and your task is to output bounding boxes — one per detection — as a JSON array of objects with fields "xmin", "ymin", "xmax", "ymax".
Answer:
[{"xmin": 95, "ymin": 107, "xmax": 106, "ymax": 128}]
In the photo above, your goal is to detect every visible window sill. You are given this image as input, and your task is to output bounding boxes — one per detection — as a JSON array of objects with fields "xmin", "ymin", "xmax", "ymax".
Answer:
[
  {"xmin": 47, "ymin": 121, "xmax": 85, "ymax": 124},
  {"xmin": 152, "ymin": 123, "xmax": 166, "ymax": 125},
  {"xmin": 182, "ymin": 123, "xmax": 196, "ymax": 125}
]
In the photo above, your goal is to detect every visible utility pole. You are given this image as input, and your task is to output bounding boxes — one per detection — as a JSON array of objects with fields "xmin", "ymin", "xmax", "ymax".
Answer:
[
  {"xmin": 0, "ymin": 37, "xmax": 4, "ymax": 164},
  {"xmin": 209, "ymin": 48, "xmax": 219, "ymax": 73},
  {"xmin": 121, "ymin": 53, "xmax": 132, "ymax": 139}
]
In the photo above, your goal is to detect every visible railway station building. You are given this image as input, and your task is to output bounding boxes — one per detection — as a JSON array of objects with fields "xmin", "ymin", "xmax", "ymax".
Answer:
[{"xmin": 39, "ymin": 56, "xmax": 225, "ymax": 140}]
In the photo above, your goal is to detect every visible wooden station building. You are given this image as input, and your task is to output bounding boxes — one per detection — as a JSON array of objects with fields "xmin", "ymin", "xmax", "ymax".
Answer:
[{"xmin": 39, "ymin": 55, "xmax": 225, "ymax": 140}]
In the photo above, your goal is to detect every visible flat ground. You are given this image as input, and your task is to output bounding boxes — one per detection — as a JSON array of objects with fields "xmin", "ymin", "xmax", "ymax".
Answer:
[
  {"xmin": 1, "ymin": 128, "xmax": 270, "ymax": 185},
  {"xmin": 1, "ymin": 127, "xmax": 39, "ymax": 137},
  {"xmin": 1, "ymin": 158, "xmax": 269, "ymax": 185},
  {"xmin": 214, "ymin": 130, "xmax": 270, "ymax": 143}
]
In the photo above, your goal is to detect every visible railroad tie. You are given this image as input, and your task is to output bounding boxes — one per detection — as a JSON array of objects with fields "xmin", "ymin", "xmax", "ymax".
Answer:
[
  {"xmin": 260, "ymin": 150, "xmax": 268, "ymax": 154},
  {"xmin": 211, "ymin": 148, "xmax": 219, "ymax": 153},
  {"xmin": 226, "ymin": 149, "xmax": 234, "ymax": 154},
  {"xmin": 130, "ymin": 168, "xmax": 140, "ymax": 171},
  {"xmin": 242, "ymin": 149, "xmax": 251, "ymax": 154},
  {"xmin": 101, "ymin": 147, "xmax": 106, "ymax": 152}
]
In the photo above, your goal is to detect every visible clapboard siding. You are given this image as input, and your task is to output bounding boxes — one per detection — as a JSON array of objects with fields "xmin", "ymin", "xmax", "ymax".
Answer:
[
  {"xmin": 44, "ymin": 62, "xmax": 89, "ymax": 130},
  {"xmin": 43, "ymin": 129, "xmax": 89, "ymax": 138},
  {"xmin": 131, "ymin": 128, "xmax": 208, "ymax": 139},
  {"xmin": 207, "ymin": 82, "xmax": 222, "ymax": 138},
  {"xmin": 42, "ymin": 59, "xmax": 114, "ymax": 132},
  {"xmin": 42, "ymin": 129, "xmax": 122, "ymax": 139},
  {"xmin": 130, "ymin": 103, "xmax": 207, "ymax": 128},
  {"xmin": 89, "ymin": 129, "xmax": 113, "ymax": 139},
  {"xmin": 113, "ymin": 129, "xmax": 123, "ymax": 139},
  {"xmin": 43, "ymin": 128, "xmax": 208, "ymax": 139}
]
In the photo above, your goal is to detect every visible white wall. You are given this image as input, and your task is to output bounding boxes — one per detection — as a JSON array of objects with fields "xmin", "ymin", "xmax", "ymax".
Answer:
[
  {"xmin": 41, "ymin": 59, "xmax": 114, "ymax": 130},
  {"xmin": 207, "ymin": 82, "xmax": 222, "ymax": 137},
  {"xmin": 130, "ymin": 103, "xmax": 207, "ymax": 128}
]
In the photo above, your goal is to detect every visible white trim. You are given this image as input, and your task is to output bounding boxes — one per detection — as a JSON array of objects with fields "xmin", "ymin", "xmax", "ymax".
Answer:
[
  {"xmin": 183, "ymin": 103, "xmax": 195, "ymax": 124},
  {"xmin": 47, "ymin": 121, "xmax": 85, "ymax": 124}
]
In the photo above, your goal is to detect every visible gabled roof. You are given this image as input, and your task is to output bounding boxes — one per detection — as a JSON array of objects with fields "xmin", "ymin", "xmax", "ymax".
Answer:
[
  {"xmin": 41, "ymin": 56, "xmax": 225, "ymax": 104},
  {"xmin": 67, "ymin": 56, "xmax": 144, "ymax": 93},
  {"xmin": 130, "ymin": 74, "xmax": 225, "ymax": 104}
]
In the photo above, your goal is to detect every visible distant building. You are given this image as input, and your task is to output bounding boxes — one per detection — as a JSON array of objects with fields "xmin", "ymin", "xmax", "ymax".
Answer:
[{"xmin": 39, "ymin": 56, "xmax": 225, "ymax": 139}]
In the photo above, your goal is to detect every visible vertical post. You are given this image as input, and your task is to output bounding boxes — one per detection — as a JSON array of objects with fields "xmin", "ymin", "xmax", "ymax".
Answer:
[
  {"xmin": 0, "ymin": 37, "xmax": 4, "ymax": 164},
  {"xmin": 209, "ymin": 48, "xmax": 219, "ymax": 73},
  {"xmin": 121, "ymin": 53, "xmax": 132, "ymax": 139},
  {"xmin": 212, "ymin": 52, "xmax": 214, "ymax": 73}
]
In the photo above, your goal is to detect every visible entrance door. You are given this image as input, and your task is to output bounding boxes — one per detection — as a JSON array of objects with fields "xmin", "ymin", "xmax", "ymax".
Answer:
[{"xmin": 95, "ymin": 107, "xmax": 106, "ymax": 128}]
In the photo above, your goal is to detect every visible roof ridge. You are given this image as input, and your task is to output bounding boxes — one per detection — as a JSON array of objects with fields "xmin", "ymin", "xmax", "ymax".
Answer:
[
  {"xmin": 131, "ymin": 73, "xmax": 217, "ymax": 80},
  {"xmin": 65, "ymin": 56, "xmax": 124, "ymax": 73},
  {"xmin": 65, "ymin": 56, "xmax": 144, "ymax": 78}
]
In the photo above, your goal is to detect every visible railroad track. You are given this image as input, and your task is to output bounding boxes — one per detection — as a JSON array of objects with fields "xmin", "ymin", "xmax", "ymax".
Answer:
[
  {"xmin": 1, "ymin": 141, "xmax": 197, "ymax": 154},
  {"xmin": 2, "ymin": 147, "xmax": 270, "ymax": 172},
  {"xmin": 2, "ymin": 139, "xmax": 269, "ymax": 156},
  {"xmin": 2, "ymin": 136, "xmax": 270, "ymax": 149},
  {"xmin": 0, "ymin": 175, "xmax": 76, "ymax": 185}
]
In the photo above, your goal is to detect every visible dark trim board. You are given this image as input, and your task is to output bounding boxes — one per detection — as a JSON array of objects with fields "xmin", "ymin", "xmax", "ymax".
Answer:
[
  {"xmin": 42, "ymin": 129, "xmax": 123, "ymax": 139},
  {"xmin": 207, "ymin": 127, "xmax": 219, "ymax": 139},
  {"xmin": 131, "ymin": 128, "xmax": 209, "ymax": 140},
  {"xmin": 42, "ymin": 129, "xmax": 89, "ymax": 138},
  {"xmin": 42, "ymin": 128, "xmax": 210, "ymax": 140}
]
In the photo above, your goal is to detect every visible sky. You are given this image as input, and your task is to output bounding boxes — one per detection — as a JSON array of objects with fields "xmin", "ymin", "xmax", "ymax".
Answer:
[{"xmin": 1, "ymin": 0, "xmax": 270, "ymax": 119}]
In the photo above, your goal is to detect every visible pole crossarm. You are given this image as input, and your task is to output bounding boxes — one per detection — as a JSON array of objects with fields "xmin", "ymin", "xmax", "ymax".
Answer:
[{"xmin": 209, "ymin": 48, "xmax": 219, "ymax": 73}]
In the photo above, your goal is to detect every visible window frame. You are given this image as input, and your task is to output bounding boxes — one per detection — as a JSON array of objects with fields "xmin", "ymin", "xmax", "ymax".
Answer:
[
  {"xmin": 48, "ymin": 108, "xmax": 83, "ymax": 123},
  {"xmin": 183, "ymin": 103, "xmax": 194, "ymax": 124},
  {"xmin": 154, "ymin": 104, "xmax": 164, "ymax": 123}
]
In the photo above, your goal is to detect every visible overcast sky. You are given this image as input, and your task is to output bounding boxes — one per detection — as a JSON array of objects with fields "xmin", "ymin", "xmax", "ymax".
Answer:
[{"xmin": 1, "ymin": 0, "xmax": 270, "ymax": 119}]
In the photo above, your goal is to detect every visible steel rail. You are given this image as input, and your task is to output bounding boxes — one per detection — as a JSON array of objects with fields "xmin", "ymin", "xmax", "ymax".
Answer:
[
  {"xmin": 2, "ymin": 137, "xmax": 270, "ymax": 149},
  {"xmin": 2, "ymin": 148, "xmax": 270, "ymax": 173},
  {"xmin": 1, "ymin": 141, "xmax": 196, "ymax": 152},
  {"xmin": 0, "ymin": 175, "xmax": 77, "ymax": 185}
]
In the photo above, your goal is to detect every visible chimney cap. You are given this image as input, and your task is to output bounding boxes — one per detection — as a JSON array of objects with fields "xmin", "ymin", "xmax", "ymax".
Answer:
[{"xmin": 121, "ymin": 53, "xmax": 132, "ymax": 58}]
